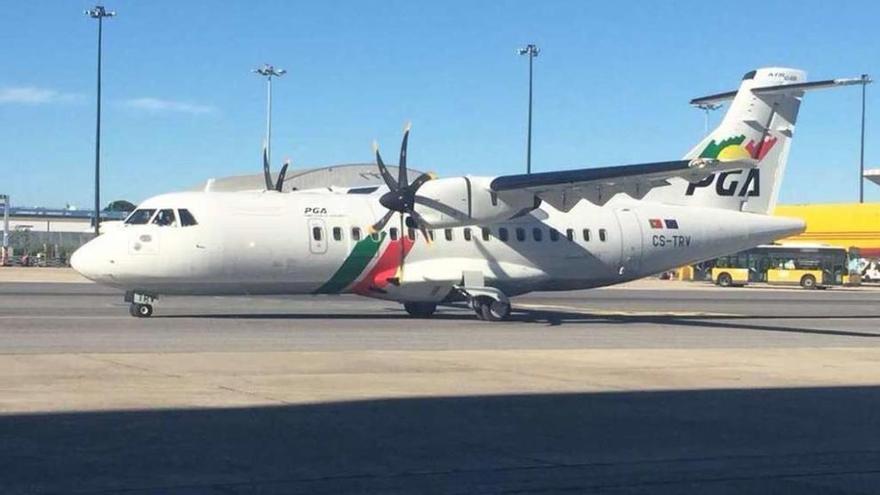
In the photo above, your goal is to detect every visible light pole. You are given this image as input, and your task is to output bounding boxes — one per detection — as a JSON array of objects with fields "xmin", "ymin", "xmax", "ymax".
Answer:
[
  {"xmin": 695, "ymin": 103, "xmax": 722, "ymax": 135},
  {"xmin": 252, "ymin": 64, "xmax": 287, "ymax": 167},
  {"xmin": 84, "ymin": 5, "xmax": 115, "ymax": 236},
  {"xmin": 1, "ymin": 194, "xmax": 8, "ymax": 265},
  {"xmin": 518, "ymin": 44, "xmax": 539, "ymax": 174},
  {"xmin": 859, "ymin": 74, "xmax": 872, "ymax": 203}
]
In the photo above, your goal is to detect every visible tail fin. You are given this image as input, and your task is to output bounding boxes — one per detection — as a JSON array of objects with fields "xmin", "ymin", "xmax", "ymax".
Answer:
[{"xmin": 649, "ymin": 67, "xmax": 806, "ymax": 214}]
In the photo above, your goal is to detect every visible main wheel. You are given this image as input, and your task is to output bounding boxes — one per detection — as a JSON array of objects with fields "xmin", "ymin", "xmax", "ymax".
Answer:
[
  {"xmin": 403, "ymin": 302, "xmax": 437, "ymax": 318},
  {"xmin": 717, "ymin": 272, "xmax": 733, "ymax": 287},
  {"xmin": 475, "ymin": 297, "xmax": 511, "ymax": 322},
  {"xmin": 800, "ymin": 274, "xmax": 817, "ymax": 289},
  {"xmin": 130, "ymin": 303, "xmax": 153, "ymax": 318}
]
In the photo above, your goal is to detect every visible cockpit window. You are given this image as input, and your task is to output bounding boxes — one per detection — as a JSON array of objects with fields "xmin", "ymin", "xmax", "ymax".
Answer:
[
  {"xmin": 152, "ymin": 209, "xmax": 177, "ymax": 227},
  {"xmin": 179, "ymin": 209, "xmax": 198, "ymax": 227},
  {"xmin": 125, "ymin": 209, "xmax": 156, "ymax": 225}
]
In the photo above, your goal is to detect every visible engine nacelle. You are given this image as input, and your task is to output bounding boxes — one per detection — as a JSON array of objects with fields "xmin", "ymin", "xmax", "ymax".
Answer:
[{"xmin": 413, "ymin": 176, "xmax": 539, "ymax": 228}]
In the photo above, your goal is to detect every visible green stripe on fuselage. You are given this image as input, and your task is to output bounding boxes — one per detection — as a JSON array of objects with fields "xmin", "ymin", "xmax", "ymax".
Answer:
[{"xmin": 314, "ymin": 232, "xmax": 386, "ymax": 294}]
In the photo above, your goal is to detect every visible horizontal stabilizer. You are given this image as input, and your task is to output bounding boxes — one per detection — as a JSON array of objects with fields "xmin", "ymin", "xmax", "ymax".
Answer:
[{"xmin": 691, "ymin": 76, "xmax": 870, "ymax": 106}]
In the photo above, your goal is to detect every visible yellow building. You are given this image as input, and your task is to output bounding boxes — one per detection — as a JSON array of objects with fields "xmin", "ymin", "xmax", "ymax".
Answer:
[{"xmin": 774, "ymin": 203, "xmax": 880, "ymax": 258}]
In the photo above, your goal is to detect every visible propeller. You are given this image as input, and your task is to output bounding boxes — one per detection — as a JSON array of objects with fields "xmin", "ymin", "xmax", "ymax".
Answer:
[
  {"xmin": 369, "ymin": 123, "xmax": 436, "ymax": 284},
  {"xmin": 275, "ymin": 158, "xmax": 290, "ymax": 192},
  {"xmin": 262, "ymin": 141, "xmax": 291, "ymax": 192},
  {"xmin": 369, "ymin": 123, "xmax": 436, "ymax": 237},
  {"xmin": 262, "ymin": 141, "xmax": 272, "ymax": 190}
]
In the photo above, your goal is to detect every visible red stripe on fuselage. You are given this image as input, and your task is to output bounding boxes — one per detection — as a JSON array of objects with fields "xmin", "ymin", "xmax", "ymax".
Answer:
[{"xmin": 352, "ymin": 237, "xmax": 415, "ymax": 295}]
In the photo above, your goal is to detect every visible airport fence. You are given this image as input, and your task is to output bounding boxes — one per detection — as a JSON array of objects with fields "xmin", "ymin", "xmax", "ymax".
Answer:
[{"xmin": 3, "ymin": 231, "xmax": 95, "ymax": 266}]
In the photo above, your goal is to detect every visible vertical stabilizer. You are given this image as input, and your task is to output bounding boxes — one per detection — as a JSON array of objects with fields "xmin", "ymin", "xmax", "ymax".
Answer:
[{"xmin": 647, "ymin": 67, "xmax": 806, "ymax": 213}]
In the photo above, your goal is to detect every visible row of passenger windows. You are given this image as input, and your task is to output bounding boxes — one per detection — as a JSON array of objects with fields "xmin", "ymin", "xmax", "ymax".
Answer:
[
  {"xmin": 313, "ymin": 225, "xmax": 608, "ymax": 243},
  {"xmin": 125, "ymin": 208, "xmax": 199, "ymax": 227}
]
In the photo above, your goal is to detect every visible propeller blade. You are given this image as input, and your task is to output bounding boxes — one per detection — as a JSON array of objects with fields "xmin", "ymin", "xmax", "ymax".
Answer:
[
  {"xmin": 368, "ymin": 209, "xmax": 395, "ymax": 234},
  {"xmin": 262, "ymin": 141, "xmax": 273, "ymax": 191},
  {"xmin": 274, "ymin": 159, "xmax": 289, "ymax": 192},
  {"xmin": 398, "ymin": 122, "xmax": 411, "ymax": 188},
  {"xmin": 409, "ymin": 171, "xmax": 436, "ymax": 194},
  {"xmin": 408, "ymin": 210, "xmax": 433, "ymax": 245},
  {"xmin": 373, "ymin": 141, "xmax": 399, "ymax": 191},
  {"xmin": 394, "ymin": 213, "xmax": 406, "ymax": 283}
]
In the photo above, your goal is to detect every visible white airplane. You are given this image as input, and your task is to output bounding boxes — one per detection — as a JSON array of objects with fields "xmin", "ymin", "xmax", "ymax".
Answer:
[{"xmin": 71, "ymin": 67, "xmax": 861, "ymax": 320}]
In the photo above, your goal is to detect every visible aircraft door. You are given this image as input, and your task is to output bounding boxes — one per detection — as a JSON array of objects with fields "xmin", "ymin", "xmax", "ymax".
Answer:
[
  {"xmin": 308, "ymin": 218, "xmax": 328, "ymax": 254},
  {"xmin": 615, "ymin": 208, "xmax": 643, "ymax": 277}
]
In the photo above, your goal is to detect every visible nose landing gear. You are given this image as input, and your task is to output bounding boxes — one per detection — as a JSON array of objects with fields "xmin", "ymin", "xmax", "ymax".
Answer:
[
  {"xmin": 125, "ymin": 291, "xmax": 157, "ymax": 318},
  {"xmin": 129, "ymin": 303, "xmax": 153, "ymax": 318}
]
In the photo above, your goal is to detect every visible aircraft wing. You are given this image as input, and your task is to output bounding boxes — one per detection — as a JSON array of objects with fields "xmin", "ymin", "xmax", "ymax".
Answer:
[{"xmin": 489, "ymin": 157, "xmax": 756, "ymax": 211}]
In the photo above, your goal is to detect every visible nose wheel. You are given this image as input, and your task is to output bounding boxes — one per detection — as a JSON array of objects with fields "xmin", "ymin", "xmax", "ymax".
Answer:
[
  {"xmin": 125, "ymin": 291, "xmax": 157, "ymax": 318},
  {"xmin": 129, "ymin": 303, "xmax": 153, "ymax": 318}
]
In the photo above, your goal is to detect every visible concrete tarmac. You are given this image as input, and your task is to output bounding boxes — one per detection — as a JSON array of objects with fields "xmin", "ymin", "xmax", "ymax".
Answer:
[{"xmin": 2, "ymin": 281, "xmax": 880, "ymax": 493}]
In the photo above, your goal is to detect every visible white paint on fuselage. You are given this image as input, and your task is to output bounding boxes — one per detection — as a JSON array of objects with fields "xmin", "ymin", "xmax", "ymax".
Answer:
[{"xmin": 71, "ymin": 188, "xmax": 804, "ymax": 301}]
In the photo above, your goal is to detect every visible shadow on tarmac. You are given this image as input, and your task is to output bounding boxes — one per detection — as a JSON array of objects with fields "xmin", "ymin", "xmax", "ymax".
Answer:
[
  {"xmin": 3, "ymin": 387, "xmax": 880, "ymax": 494},
  {"xmin": 156, "ymin": 307, "xmax": 880, "ymax": 339}
]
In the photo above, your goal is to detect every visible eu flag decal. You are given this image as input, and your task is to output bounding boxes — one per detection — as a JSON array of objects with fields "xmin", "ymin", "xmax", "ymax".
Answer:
[{"xmin": 664, "ymin": 219, "xmax": 679, "ymax": 229}]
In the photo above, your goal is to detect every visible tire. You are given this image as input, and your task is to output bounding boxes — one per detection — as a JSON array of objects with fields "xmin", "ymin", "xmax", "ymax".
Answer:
[
  {"xmin": 131, "ymin": 303, "xmax": 153, "ymax": 318},
  {"xmin": 800, "ymin": 274, "xmax": 817, "ymax": 289},
  {"xmin": 477, "ymin": 298, "xmax": 511, "ymax": 322},
  {"xmin": 717, "ymin": 272, "xmax": 733, "ymax": 288},
  {"xmin": 403, "ymin": 302, "xmax": 437, "ymax": 318}
]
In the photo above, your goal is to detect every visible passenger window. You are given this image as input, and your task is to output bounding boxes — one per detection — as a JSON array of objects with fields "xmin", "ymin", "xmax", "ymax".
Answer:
[
  {"xmin": 444, "ymin": 229, "xmax": 453, "ymax": 241},
  {"xmin": 390, "ymin": 227, "xmax": 399, "ymax": 241},
  {"xmin": 498, "ymin": 227, "xmax": 509, "ymax": 242},
  {"xmin": 549, "ymin": 228, "xmax": 559, "ymax": 242},
  {"xmin": 566, "ymin": 228, "xmax": 574, "ymax": 241},
  {"xmin": 516, "ymin": 227, "xmax": 525, "ymax": 241},
  {"xmin": 464, "ymin": 228, "xmax": 472, "ymax": 241},
  {"xmin": 532, "ymin": 228, "xmax": 543, "ymax": 242},
  {"xmin": 179, "ymin": 209, "xmax": 198, "ymax": 227},
  {"xmin": 352, "ymin": 227, "xmax": 362, "ymax": 241},
  {"xmin": 427, "ymin": 230, "xmax": 435, "ymax": 241},
  {"xmin": 152, "ymin": 209, "xmax": 177, "ymax": 227},
  {"xmin": 125, "ymin": 208, "xmax": 155, "ymax": 225},
  {"xmin": 370, "ymin": 232, "xmax": 380, "ymax": 241},
  {"xmin": 599, "ymin": 228, "xmax": 607, "ymax": 242},
  {"xmin": 405, "ymin": 228, "xmax": 414, "ymax": 241},
  {"xmin": 332, "ymin": 227, "xmax": 342, "ymax": 241},
  {"xmin": 312, "ymin": 226, "xmax": 323, "ymax": 241},
  {"xmin": 583, "ymin": 229, "xmax": 591, "ymax": 242},
  {"xmin": 481, "ymin": 227, "xmax": 490, "ymax": 241}
]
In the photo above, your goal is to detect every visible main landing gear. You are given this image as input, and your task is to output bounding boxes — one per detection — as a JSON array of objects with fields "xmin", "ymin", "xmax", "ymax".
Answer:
[
  {"xmin": 125, "ymin": 291, "xmax": 157, "ymax": 318},
  {"xmin": 471, "ymin": 296, "xmax": 511, "ymax": 321},
  {"xmin": 403, "ymin": 302, "xmax": 437, "ymax": 318}
]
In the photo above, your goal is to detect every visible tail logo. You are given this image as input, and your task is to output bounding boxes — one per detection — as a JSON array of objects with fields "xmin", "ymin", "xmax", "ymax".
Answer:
[{"xmin": 687, "ymin": 134, "xmax": 777, "ymax": 197}]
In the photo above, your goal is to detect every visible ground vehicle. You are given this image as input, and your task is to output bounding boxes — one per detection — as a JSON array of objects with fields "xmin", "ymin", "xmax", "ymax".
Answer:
[{"xmin": 711, "ymin": 244, "xmax": 858, "ymax": 289}]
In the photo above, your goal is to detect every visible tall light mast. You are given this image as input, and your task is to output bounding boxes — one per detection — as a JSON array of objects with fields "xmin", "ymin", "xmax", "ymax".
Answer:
[
  {"xmin": 252, "ymin": 64, "xmax": 287, "ymax": 167},
  {"xmin": 84, "ymin": 5, "xmax": 115, "ymax": 236}
]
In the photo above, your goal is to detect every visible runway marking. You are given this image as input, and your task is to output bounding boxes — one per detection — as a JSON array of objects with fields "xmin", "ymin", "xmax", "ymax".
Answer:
[{"xmin": 517, "ymin": 303, "xmax": 740, "ymax": 318}]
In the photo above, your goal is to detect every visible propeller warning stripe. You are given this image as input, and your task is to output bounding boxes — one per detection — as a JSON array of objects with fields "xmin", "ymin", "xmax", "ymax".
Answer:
[{"xmin": 313, "ymin": 233, "xmax": 386, "ymax": 294}]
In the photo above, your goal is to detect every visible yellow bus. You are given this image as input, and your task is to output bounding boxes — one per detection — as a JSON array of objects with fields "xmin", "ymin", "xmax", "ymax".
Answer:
[{"xmin": 711, "ymin": 244, "xmax": 859, "ymax": 289}]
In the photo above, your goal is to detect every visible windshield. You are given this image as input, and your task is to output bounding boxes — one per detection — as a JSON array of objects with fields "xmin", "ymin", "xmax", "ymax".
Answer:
[
  {"xmin": 152, "ymin": 209, "xmax": 177, "ymax": 227},
  {"xmin": 125, "ymin": 209, "xmax": 156, "ymax": 225}
]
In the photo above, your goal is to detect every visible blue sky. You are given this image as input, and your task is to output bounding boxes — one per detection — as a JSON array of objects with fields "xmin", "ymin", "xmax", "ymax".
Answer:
[{"xmin": 2, "ymin": 0, "xmax": 878, "ymax": 208}]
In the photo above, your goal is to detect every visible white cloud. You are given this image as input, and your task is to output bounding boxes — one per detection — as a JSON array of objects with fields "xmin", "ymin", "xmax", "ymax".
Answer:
[
  {"xmin": 0, "ymin": 86, "xmax": 81, "ymax": 104},
  {"xmin": 123, "ymin": 97, "xmax": 216, "ymax": 115}
]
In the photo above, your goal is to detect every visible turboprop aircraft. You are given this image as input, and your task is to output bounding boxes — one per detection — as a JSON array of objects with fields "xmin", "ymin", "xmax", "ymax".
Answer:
[{"xmin": 71, "ymin": 67, "xmax": 863, "ymax": 320}]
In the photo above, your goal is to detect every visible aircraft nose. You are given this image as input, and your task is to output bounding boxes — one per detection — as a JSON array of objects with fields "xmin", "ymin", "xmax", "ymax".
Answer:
[{"xmin": 70, "ymin": 239, "xmax": 105, "ymax": 281}]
